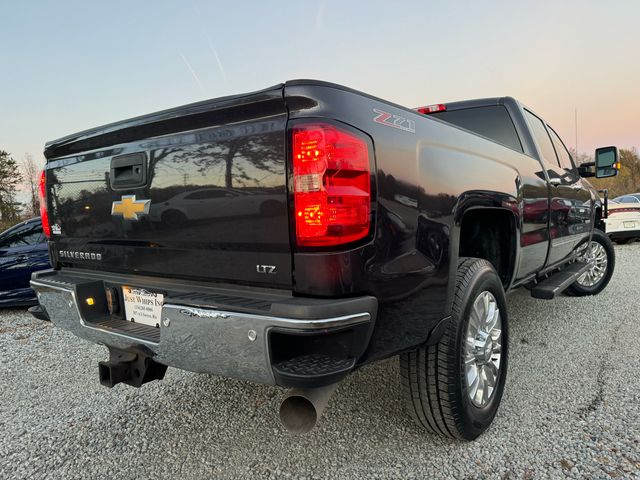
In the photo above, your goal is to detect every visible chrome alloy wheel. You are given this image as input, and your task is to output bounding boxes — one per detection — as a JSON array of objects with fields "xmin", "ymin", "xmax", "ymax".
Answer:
[
  {"xmin": 576, "ymin": 241, "xmax": 608, "ymax": 287},
  {"xmin": 464, "ymin": 291, "xmax": 502, "ymax": 408}
]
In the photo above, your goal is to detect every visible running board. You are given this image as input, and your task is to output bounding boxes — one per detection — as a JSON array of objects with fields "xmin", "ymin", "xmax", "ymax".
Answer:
[{"xmin": 530, "ymin": 261, "xmax": 591, "ymax": 300}]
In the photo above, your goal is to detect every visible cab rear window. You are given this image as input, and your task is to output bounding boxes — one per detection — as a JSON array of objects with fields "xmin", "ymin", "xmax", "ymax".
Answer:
[{"xmin": 431, "ymin": 105, "xmax": 523, "ymax": 153}]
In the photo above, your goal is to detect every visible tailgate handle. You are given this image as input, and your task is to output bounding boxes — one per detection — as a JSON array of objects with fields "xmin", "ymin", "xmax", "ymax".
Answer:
[{"xmin": 110, "ymin": 153, "xmax": 147, "ymax": 190}]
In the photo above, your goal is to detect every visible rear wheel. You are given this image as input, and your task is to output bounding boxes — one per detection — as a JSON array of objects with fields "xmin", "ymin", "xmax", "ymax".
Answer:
[
  {"xmin": 566, "ymin": 229, "xmax": 615, "ymax": 296},
  {"xmin": 400, "ymin": 258, "xmax": 509, "ymax": 440}
]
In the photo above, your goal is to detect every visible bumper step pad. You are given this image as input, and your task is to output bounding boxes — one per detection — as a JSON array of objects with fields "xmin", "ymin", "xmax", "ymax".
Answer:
[
  {"xmin": 93, "ymin": 318, "xmax": 161, "ymax": 343},
  {"xmin": 273, "ymin": 354, "xmax": 356, "ymax": 387}
]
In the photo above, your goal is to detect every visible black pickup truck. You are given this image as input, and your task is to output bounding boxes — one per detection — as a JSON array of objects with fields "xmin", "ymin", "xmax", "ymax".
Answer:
[{"xmin": 32, "ymin": 80, "xmax": 619, "ymax": 440}]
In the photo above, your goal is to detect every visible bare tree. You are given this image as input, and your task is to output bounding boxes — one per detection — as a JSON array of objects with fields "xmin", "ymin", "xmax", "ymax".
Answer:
[
  {"xmin": 22, "ymin": 153, "xmax": 42, "ymax": 216},
  {"xmin": 0, "ymin": 150, "xmax": 24, "ymax": 226}
]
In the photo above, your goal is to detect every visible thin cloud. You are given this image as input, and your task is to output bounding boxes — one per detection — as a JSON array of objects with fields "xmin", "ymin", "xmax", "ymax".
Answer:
[
  {"xmin": 178, "ymin": 50, "xmax": 205, "ymax": 93},
  {"xmin": 315, "ymin": 3, "xmax": 326, "ymax": 32},
  {"xmin": 207, "ymin": 39, "xmax": 226, "ymax": 79},
  {"xmin": 193, "ymin": 2, "xmax": 227, "ymax": 80}
]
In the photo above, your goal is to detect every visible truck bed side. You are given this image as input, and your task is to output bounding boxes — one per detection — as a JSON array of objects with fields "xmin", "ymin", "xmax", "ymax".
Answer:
[{"xmin": 283, "ymin": 81, "xmax": 549, "ymax": 361}]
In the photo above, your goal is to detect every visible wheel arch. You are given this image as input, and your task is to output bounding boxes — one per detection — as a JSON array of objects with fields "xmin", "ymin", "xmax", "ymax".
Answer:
[{"xmin": 453, "ymin": 200, "xmax": 520, "ymax": 290}]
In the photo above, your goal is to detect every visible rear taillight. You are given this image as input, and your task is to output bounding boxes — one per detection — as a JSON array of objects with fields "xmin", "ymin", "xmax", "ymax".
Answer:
[
  {"xmin": 292, "ymin": 123, "xmax": 371, "ymax": 247},
  {"xmin": 609, "ymin": 207, "xmax": 640, "ymax": 215},
  {"xmin": 38, "ymin": 170, "xmax": 51, "ymax": 238}
]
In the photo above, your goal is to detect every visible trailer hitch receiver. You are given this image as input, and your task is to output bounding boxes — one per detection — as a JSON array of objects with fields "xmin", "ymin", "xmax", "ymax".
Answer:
[{"xmin": 98, "ymin": 348, "xmax": 167, "ymax": 388}]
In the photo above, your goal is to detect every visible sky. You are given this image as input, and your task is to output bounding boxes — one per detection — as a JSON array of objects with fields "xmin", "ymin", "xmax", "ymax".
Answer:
[{"xmin": 1, "ymin": 0, "xmax": 638, "ymax": 174}]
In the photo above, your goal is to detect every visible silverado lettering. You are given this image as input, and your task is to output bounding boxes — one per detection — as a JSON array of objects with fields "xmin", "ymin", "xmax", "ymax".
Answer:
[{"xmin": 59, "ymin": 251, "xmax": 102, "ymax": 261}]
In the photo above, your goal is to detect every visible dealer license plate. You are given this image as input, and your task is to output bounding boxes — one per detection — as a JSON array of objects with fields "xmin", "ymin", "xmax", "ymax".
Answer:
[
  {"xmin": 624, "ymin": 221, "xmax": 636, "ymax": 229},
  {"xmin": 122, "ymin": 286, "xmax": 164, "ymax": 327}
]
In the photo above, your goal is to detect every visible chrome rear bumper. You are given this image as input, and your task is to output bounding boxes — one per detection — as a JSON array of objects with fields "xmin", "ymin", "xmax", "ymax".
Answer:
[{"xmin": 31, "ymin": 270, "xmax": 376, "ymax": 386}]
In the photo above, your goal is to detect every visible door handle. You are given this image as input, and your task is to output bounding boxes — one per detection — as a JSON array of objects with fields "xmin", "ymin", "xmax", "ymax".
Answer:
[
  {"xmin": 548, "ymin": 178, "xmax": 562, "ymax": 186},
  {"xmin": 110, "ymin": 152, "xmax": 147, "ymax": 190}
]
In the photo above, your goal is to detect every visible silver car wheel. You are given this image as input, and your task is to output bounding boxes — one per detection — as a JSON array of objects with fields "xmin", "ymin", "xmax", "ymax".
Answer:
[
  {"xmin": 576, "ymin": 241, "xmax": 608, "ymax": 287},
  {"xmin": 464, "ymin": 291, "xmax": 502, "ymax": 408}
]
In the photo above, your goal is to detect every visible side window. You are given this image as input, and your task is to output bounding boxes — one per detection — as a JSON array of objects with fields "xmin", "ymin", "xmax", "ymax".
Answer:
[
  {"xmin": 430, "ymin": 105, "xmax": 523, "ymax": 153},
  {"xmin": 185, "ymin": 190, "xmax": 227, "ymax": 200},
  {"xmin": 0, "ymin": 226, "xmax": 26, "ymax": 248},
  {"xmin": 548, "ymin": 127, "xmax": 575, "ymax": 171},
  {"xmin": 185, "ymin": 191, "xmax": 202, "ymax": 200},
  {"xmin": 22, "ymin": 228, "xmax": 45, "ymax": 245},
  {"xmin": 523, "ymin": 110, "xmax": 558, "ymax": 166},
  {"xmin": 202, "ymin": 190, "xmax": 231, "ymax": 199},
  {"xmin": 0, "ymin": 224, "xmax": 43, "ymax": 248}
]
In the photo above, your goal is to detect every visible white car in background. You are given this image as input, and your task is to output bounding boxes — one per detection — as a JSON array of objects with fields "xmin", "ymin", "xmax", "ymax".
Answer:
[
  {"xmin": 149, "ymin": 187, "xmax": 284, "ymax": 227},
  {"xmin": 606, "ymin": 193, "xmax": 640, "ymax": 244}
]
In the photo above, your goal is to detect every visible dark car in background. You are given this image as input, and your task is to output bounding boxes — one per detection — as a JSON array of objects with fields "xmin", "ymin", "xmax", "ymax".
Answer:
[{"xmin": 0, "ymin": 218, "xmax": 50, "ymax": 306}]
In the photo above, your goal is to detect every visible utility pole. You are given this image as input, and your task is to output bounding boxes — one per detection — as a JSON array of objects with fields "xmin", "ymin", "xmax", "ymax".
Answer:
[{"xmin": 574, "ymin": 108, "xmax": 578, "ymax": 156}]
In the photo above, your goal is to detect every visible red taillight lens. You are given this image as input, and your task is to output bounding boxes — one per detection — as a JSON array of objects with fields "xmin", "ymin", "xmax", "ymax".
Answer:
[
  {"xmin": 38, "ymin": 170, "xmax": 51, "ymax": 238},
  {"xmin": 292, "ymin": 123, "xmax": 371, "ymax": 247},
  {"xmin": 416, "ymin": 104, "xmax": 446, "ymax": 114},
  {"xmin": 609, "ymin": 207, "xmax": 640, "ymax": 215}
]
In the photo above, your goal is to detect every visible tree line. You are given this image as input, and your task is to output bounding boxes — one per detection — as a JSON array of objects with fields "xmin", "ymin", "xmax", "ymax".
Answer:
[{"xmin": 0, "ymin": 150, "xmax": 41, "ymax": 231}]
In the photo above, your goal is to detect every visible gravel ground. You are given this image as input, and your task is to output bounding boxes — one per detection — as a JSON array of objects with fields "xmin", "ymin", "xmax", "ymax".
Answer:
[{"xmin": 1, "ymin": 245, "xmax": 640, "ymax": 479}]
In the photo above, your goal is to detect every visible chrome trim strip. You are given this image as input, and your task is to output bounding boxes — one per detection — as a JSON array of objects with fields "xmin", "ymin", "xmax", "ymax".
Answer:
[
  {"xmin": 550, "ymin": 236, "xmax": 574, "ymax": 247},
  {"xmin": 162, "ymin": 303, "xmax": 370, "ymax": 330},
  {"xmin": 31, "ymin": 279, "xmax": 370, "ymax": 339}
]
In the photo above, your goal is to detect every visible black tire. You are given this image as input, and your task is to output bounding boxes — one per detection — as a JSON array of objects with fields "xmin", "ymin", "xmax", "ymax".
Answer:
[
  {"xmin": 565, "ymin": 229, "xmax": 615, "ymax": 296},
  {"xmin": 400, "ymin": 258, "xmax": 509, "ymax": 440},
  {"xmin": 28, "ymin": 304, "xmax": 50, "ymax": 321}
]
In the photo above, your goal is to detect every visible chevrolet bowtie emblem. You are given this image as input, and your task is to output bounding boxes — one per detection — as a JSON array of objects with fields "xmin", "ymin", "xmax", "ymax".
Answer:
[{"xmin": 111, "ymin": 195, "xmax": 151, "ymax": 220}]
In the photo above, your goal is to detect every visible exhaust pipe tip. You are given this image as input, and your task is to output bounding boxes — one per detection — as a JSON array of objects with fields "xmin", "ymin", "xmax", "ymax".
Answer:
[
  {"xmin": 279, "ymin": 395, "xmax": 319, "ymax": 434},
  {"xmin": 279, "ymin": 383, "xmax": 339, "ymax": 434}
]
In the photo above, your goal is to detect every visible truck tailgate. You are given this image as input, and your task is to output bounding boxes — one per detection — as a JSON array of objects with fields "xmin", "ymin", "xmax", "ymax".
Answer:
[{"xmin": 44, "ymin": 85, "xmax": 292, "ymax": 287}]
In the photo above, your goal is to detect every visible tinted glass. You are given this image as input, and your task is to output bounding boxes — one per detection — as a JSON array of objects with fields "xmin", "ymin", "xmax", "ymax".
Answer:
[
  {"xmin": 0, "ymin": 224, "xmax": 43, "ymax": 248},
  {"xmin": 596, "ymin": 149, "xmax": 616, "ymax": 168},
  {"xmin": 185, "ymin": 189, "xmax": 228, "ymax": 200},
  {"xmin": 22, "ymin": 229, "xmax": 45, "ymax": 245},
  {"xmin": 616, "ymin": 196, "xmax": 640, "ymax": 204},
  {"xmin": 548, "ymin": 127, "xmax": 575, "ymax": 171},
  {"xmin": 524, "ymin": 110, "xmax": 557, "ymax": 166},
  {"xmin": 431, "ymin": 105, "xmax": 523, "ymax": 153}
]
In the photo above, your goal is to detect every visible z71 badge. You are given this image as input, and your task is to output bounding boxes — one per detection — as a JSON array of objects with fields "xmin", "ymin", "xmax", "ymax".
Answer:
[{"xmin": 373, "ymin": 108, "xmax": 416, "ymax": 133}]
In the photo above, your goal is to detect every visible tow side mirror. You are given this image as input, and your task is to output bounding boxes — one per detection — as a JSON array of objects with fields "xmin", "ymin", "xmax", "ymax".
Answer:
[
  {"xmin": 577, "ymin": 146, "xmax": 620, "ymax": 178},
  {"xmin": 594, "ymin": 146, "xmax": 619, "ymax": 178}
]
